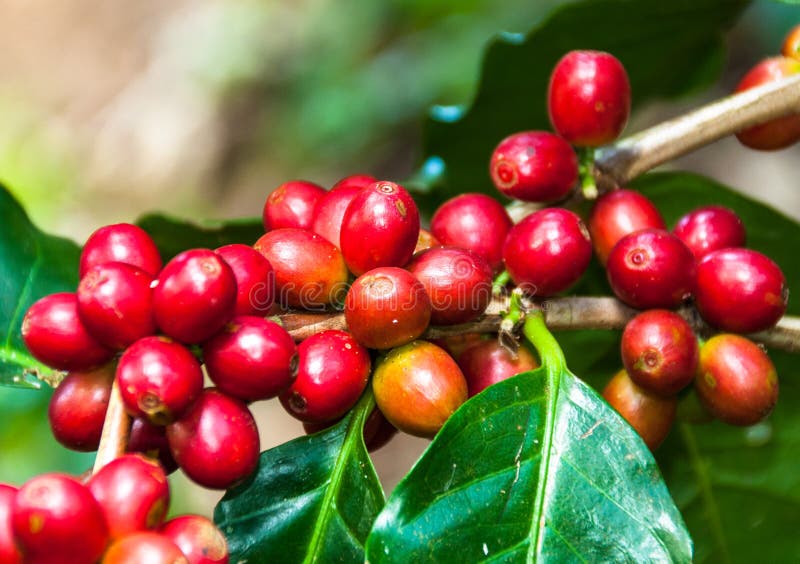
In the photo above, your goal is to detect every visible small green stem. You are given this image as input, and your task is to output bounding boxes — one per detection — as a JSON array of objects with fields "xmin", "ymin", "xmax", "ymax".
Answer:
[
  {"xmin": 521, "ymin": 310, "xmax": 566, "ymax": 374},
  {"xmin": 578, "ymin": 147, "xmax": 599, "ymax": 200},
  {"xmin": 492, "ymin": 270, "xmax": 511, "ymax": 296}
]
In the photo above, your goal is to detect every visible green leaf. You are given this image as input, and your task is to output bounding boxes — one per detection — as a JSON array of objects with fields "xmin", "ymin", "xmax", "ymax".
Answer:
[
  {"xmin": 0, "ymin": 184, "xmax": 80, "ymax": 389},
  {"xmin": 214, "ymin": 392, "xmax": 385, "ymax": 563}
]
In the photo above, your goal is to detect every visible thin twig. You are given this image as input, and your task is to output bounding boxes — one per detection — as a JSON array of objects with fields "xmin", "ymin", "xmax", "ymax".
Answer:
[{"xmin": 92, "ymin": 379, "xmax": 131, "ymax": 474}]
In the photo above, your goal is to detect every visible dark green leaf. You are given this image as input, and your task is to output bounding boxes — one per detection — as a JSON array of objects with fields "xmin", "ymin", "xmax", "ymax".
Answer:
[{"xmin": 214, "ymin": 392, "xmax": 384, "ymax": 563}]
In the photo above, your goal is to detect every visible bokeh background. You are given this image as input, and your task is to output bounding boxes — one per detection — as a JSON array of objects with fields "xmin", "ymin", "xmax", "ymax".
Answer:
[{"xmin": 0, "ymin": 0, "xmax": 798, "ymax": 516}]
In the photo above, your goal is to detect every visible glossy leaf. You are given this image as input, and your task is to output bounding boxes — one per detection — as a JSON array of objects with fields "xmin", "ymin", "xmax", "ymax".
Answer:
[{"xmin": 214, "ymin": 392, "xmax": 384, "ymax": 563}]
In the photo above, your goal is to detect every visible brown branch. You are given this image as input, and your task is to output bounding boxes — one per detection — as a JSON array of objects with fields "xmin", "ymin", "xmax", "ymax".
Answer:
[{"xmin": 92, "ymin": 379, "xmax": 130, "ymax": 475}]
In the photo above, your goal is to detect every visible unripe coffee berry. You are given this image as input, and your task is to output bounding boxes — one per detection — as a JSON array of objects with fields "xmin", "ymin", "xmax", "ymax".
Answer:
[
  {"xmin": 311, "ymin": 174, "xmax": 375, "ymax": 247},
  {"xmin": 783, "ymin": 24, "xmax": 800, "ymax": 61},
  {"xmin": 672, "ymin": 206, "xmax": 745, "ymax": 259},
  {"xmin": 80, "ymin": 223, "xmax": 162, "ymax": 278},
  {"xmin": 0, "ymin": 484, "xmax": 22, "ymax": 564},
  {"xmin": 458, "ymin": 339, "xmax": 538, "ymax": 397},
  {"xmin": 262, "ymin": 180, "xmax": 326, "ymax": 231},
  {"xmin": 215, "ymin": 244, "xmax": 275, "ymax": 316},
  {"xmin": 102, "ymin": 532, "xmax": 188, "ymax": 564},
  {"xmin": 161, "ymin": 515, "xmax": 229, "ymax": 564},
  {"xmin": 48, "ymin": 363, "xmax": 114, "ymax": 451}
]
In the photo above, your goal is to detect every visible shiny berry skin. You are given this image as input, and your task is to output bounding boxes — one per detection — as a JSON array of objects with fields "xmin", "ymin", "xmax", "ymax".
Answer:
[
  {"xmin": 672, "ymin": 206, "xmax": 746, "ymax": 259},
  {"xmin": 783, "ymin": 24, "xmax": 800, "ymax": 61},
  {"xmin": 12, "ymin": 473, "xmax": 109, "ymax": 564},
  {"xmin": 548, "ymin": 50, "xmax": 631, "ymax": 146},
  {"xmin": 117, "ymin": 337, "xmax": 204, "ymax": 425},
  {"xmin": 340, "ymin": 181, "xmax": 420, "ymax": 275},
  {"xmin": 22, "ymin": 292, "xmax": 113, "ymax": 371},
  {"xmin": 77, "ymin": 262, "xmax": 156, "ymax": 349},
  {"xmin": 695, "ymin": 248, "xmax": 787, "ymax": 333},
  {"xmin": 161, "ymin": 515, "xmax": 229, "ymax": 564},
  {"xmin": 587, "ymin": 189, "xmax": 666, "ymax": 265},
  {"xmin": 215, "ymin": 244, "xmax": 275, "ymax": 316},
  {"xmin": 89, "ymin": 454, "xmax": 170, "ymax": 539},
  {"xmin": 430, "ymin": 193, "xmax": 512, "ymax": 272},
  {"xmin": 458, "ymin": 340, "xmax": 539, "ymax": 397},
  {"xmin": 362, "ymin": 409, "xmax": 398, "ymax": 453},
  {"xmin": 606, "ymin": 229, "xmax": 696, "ymax": 309},
  {"xmin": 48, "ymin": 364, "xmax": 114, "ymax": 451},
  {"xmin": 372, "ymin": 341, "xmax": 467, "ymax": 438},
  {"xmin": 311, "ymin": 175, "xmax": 376, "ymax": 247},
  {"xmin": 80, "ymin": 223, "xmax": 162, "ymax": 278},
  {"xmin": 344, "ymin": 267, "xmax": 432, "ymax": 349},
  {"xmin": 262, "ymin": 180, "xmax": 326, "ymax": 231},
  {"xmin": 203, "ymin": 316, "xmax": 297, "ymax": 402},
  {"xmin": 167, "ymin": 389, "xmax": 260, "ymax": 490},
  {"xmin": 406, "ymin": 247, "xmax": 492, "ymax": 325},
  {"xmin": 602, "ymin": 369, "xmax": 676, "ymax": 450},
  {"xmin": 280, "ymin": 330, "xmax": 371, "ymax": 423},
  {"xmin": 127, "ymin": 418, "xmax": 179, "ymax": 474},
  {"xmin": 0, "ymin": 485, "xmax": 22, "ymax": 564},
  {"xmin": 432, "ymin": 332, "xmax": 486, "ymax": 361},
  {"xmin": 254, "ymin": 228, "xmax": 349, "ymax": 309},
  {"xmin": 490, "ymin": 131, "xmax": 578, "ymax": 202},
  {"xmin": 695, "ymin": 334, "xmax": 778, "ymax": 426},
  {"xmin": 414, "ymin": 228, "xmax": 440, "ymax": 254},
  {"xmin": 153, "ymin": 249, "xmax": 237, "ymax": 343},
  {"xmin": 620, "ymin": 310, "xmax": 698, "ymax": 396},
  {"xmin": 102, "ymin": 532, "xmax": 188, "ymax": 564},
  {"xmin": 735, "ymin": 57, "xmax": 800, "ymax": 150},
  {"xmin": 503, "ymin": 208, "xmax": 592, "ymax": 297}
]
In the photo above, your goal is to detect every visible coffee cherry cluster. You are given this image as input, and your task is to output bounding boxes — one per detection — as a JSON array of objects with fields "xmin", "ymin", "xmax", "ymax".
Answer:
[{"xmin": 0, "ymin": 454, "xmax": 228, "ymax": 563}]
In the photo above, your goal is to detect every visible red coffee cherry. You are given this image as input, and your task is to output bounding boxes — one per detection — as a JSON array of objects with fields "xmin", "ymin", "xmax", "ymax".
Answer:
[
  {"xmin": 606, "ymin": 229, "xmax": 696, "ymax": 309},
  {"xmin": 458, "ymin": 339, "xmax": 539, "ymax": 397},
  {"xmin": 695, "ymin": 248, "xmax": 787, "ymax": 333},
  {"xmin": 372, "ymin": 341, "xmax": 467, "ymax": 438},
  {"xmin": 77, "ymin": 262, "xmax": 156, "ymax": 349},
  {"xmin": 362, "ymin": 409, "xmax": 398, "ymax": 453},
  {"xmin": 414, "ymin": 228, "xmax": 440, "ymax": 255},
  {"xmin": 620, "ymin": 310, "xmax": 698, "ymax": 396},
  {"xmin": 254, "ymin": 228, "xmax": 349, "ymax": 309},
  {"xmin": 406, "ymin": 247, "xmax": 492, "ymax": 325},
  {"xmin": 89, "ymin": 454, "xmax": 170, "ymax": 539},
  {"xmin": 48, "ymin": 364, "xmax": 114, "ymax": 451},
  {"xmin": 430, "ymin": 193, "xmax": 512, "ymax": 272},
  {"xmin": 117, "ymin": 337, "xmax": 204, "ymax": 425},
  {"xmin": 490, "ymin": 131, "xmax": 578, "ymax": 202},
  {"xmin": 127, "ymin": 418, "xmax": 179, "ymax": 474},
  {"xmin": 695, "ymin": 334, "xmax": 778, "ymax": 426},
  {"xmin": 672, "ymin": 206, "xmax": 746, "ymax": 259},
  {"xmin": 602, "ymin": 369, "xmax": 676, "ymax": 450},
  {"xmin": 344, "ymin": 267, "xmax": 432, "ymax": 349},
  {"xmin": 735, "ymin": 57, "xmax": 800, "ymax": 150},
  {"xmin": 167, "ymin": 389, "xmax": 260, "ymax": 490},
  {"xmin": 215, "ymin": 244, "xmax": 275, "ymax": 316},
  {"xmin": 311, "ymin": 175, "xmax": 376, "ymax": 247},
  {"xmin": 102, "ymin": 532, "xmax": 188, "ymax": 564},
  {"xmin": 280, "ymin": 330, "xmax": 371, "ymax": 423},
  {"xmin": 548, "ymin": 50, "xmax": 631, "ymax": 146},
  {"xmin": 340, "ymin": 181, "xmax": 420, "ymax": 275},
  {"xmin": 783, "ymin": 24, "xmax": 800, "ymax": 61},
  {"xmin": 262, "ymin": 180, "xmax": 326, "ymax": 231},
  {"xmin": 432, "ymin": 333, "xmax": 486, "ymax": 361},
  {"xmin": 12, "ymin": 473, "xmax": 109, "ymax": 563},
  {"xmin": 22, "ymin": 292, "xmax": 113, "ymax": 371},
  {"xmin": 153, "ymin": 249, "xmax": 237, "ymax": 344},
  {"xmin": 0, "ymin": 484, "xmax": 22, "ymax": 564},
  {"xmin": 80, "ymin": 223, "xmax": 162, "ymax": 278},
  {"xmin": 503, "ymin": 208, "xmax": 592, "ymax": 297},
  {"xmin": 203, "ymin": 316, "xmax": 298, "ymax": 402},
  {"xmin": 587, "ymin": 189, "xmax": 666, "ymax": 265},
  {"xmin": 161, "ymin": 515, "xmax": 229, "ymax": 564}
]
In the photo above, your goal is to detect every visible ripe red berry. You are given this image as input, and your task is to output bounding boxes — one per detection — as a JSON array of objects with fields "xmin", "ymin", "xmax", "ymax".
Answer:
[
  {"xmin": 340, "ymin": 181, "xmax": 420, "ymax": 275},
  {"xmin": 254, "ymin": 228, "xmax": 349, "ymax": 309},
  {"xmin": 203, "ymin": 316, "xmax": 297, "ymax": 402},
  {"xmin": 735, "ymin": 57, "xmax": 800, "ymax": 150},
  {"xmin": 362, "ymin": 409, "xmax": 398, "ymax": 453},
  {"xmin": 12, "ymin": 473, "xmax": 109, "ymax": 563},
  {"xmin": 503, "ymin": 208, "xmax": 592, "ymax": 297},
  {"xmin": 48, "ymin": 364, "xmax": 114, "ymax": 451},
  {"xmin": 490, "ymin": 131, "xmax": 578, "ymax": 202},
  {"xmin": 103, "ymin": 532, "xmax": 188, "ymax": 564},
  {"xmin": 344, "ymin": 267, "xmax": 432, "ymax": 349},
  {"xmin": 167, "ymin": 389, "xmax": 260, "ymax": 490},
  {"xmin": 548, "ymin": 50, "xmax": 631, "ymax": 146},
  {"xmin": 695, "ymin": 248, "xmax": 787, "ymax": 333},
  {"xmin": 0, "ymin": 484, "xmax": 22, "ymax": 564},
  {"xmin": 602, "ymin": 369, "xmax": 676, "ymax": 450},
  {"xmin": 432, "ymin": 332, "xmax": 485, "ymax": 361},
  {"xmin": 215, "ymin": 244, "xmax": 275, "ymax": 316},
  {"xmin": 153, "ymin": 249, "xmax": 237, "ymax": 343},
  {"xmin": 783, "ymin": 24, "xmax": 800, "ymax": 61},
  {"xmin": 117, "ymin": 337, "xmax": 204, "ymax": 425},
  {"xmin": 414, "ymin": 228, "xmax": 440, "ymax": 254},
  {"xmin": 372, "ymin": 341, "xmax": 467, "ymax": 438},
  {"xmin": 80, "ymin": 223, "xmax": 163, "ymax": 278},
  {"xmin": 406, "ymin": 247, "xmax": 492, "ymax": 325},
  {"xmin": 89, "ymin": 454, "xmax": 170, "ymax": 539},
  {"xmin": 161, "ymin": 515, "xmax": 229, "ymax": 564},
  {"xmin": 672, "ymin": 206, "xmax": 746, "ymax": 259},
  {"xmin": 280, "ymin": 330, "xmax": 371, "ymax": 423},
  {"xmin": 458, "ymin": 340, "xmax": 539, "ymax": 397},
  {"xmin": 430, "ymin": 193, "xmax": 512, "ymax": 272},
  {"xmin": 22, "ymin": 292, "xmax": 113, "ymax": 371},
  {"xmin": 311, "ymin": 175, "xmax": 375, "ymax": 247},
  {"xmin": 695, "ymin": 334, "xmax": 778, "ymax": 426},
  {"xmin": 127, "ymin": 418, "xmax": 179, "ymax": 474},
  {"xmin": 620, "ymin": 310, "xmax": 698, "ymax": 396},
  {"xmin": 587, "ymin": 189, "xmax": 666, "ymax": 265},
  {"xmin": 262, "ymin": 180, "xmax": 326, "ymax": 231},
  {"xmin": 606, "ymin": 229, "xmax": 696, "ymax": 309}
]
